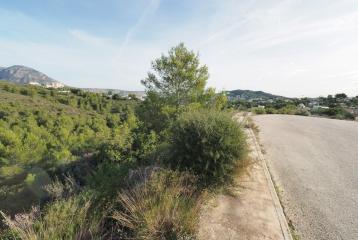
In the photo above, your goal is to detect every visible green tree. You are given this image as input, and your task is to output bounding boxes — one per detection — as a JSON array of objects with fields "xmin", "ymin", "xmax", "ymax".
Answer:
[
  {"xmin": 335, "ymin": 93, "xmax": 347, "ymax": 99},
  {"xmin": 128, "ymin": 93, "xmax": 138, "ymax": 100},
  {"xmin": 201, "ymin": 88, "xmax": 228, "ymax": 110},
  {"xmin": 327, "ymin": 95, "xmax": 336, "ymax": 107},
  {"xmin": 112, "ymin": 94, "xmax": 121, "ymax": 100},
  {"xmin": 141, "ymin": 43, "xmax": 209, "ymax": 108}
]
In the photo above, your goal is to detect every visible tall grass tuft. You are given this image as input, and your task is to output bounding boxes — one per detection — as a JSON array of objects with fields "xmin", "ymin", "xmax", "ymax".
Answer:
[
  {"xmin": 1, "ymin": 193, "xmax": 103, "ymax": 240},
  {"xmin": 112, "ymin": 169, "xmax": 200, "ymax": 240}
]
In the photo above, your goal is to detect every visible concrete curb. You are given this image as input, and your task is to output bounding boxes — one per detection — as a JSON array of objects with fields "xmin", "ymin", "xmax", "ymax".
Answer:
[{"xmin": 247, "ymin": 128, "xmax": 293, "ymax": 240}]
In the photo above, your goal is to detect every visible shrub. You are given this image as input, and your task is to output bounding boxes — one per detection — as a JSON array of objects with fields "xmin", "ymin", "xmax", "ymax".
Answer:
[
  {"xmin": 112, "ymin": 169, "xmax": 199, "ymax": 240},
  {"xmin": 295, "ymin": 108, "xmax": 310, "ymax": 116},
  {"xmin": 252, "ymin": 107, "xmax": 266, "ymax": 114},
  {"xmin": 24, "ymin": 168, "xmax": 51, "ymax": 198},
  {"xmin": 98, "ymin": 141, "xmax": 126, "ymax": 162},
  {"xmin": 0, "ymin": 165, "xmax": 24, "ymax": 179},
  {"xmin": 44, "ymin": 175, "xmax": 81, "ymax": 201},
  {"xmin": 98, "ymin": 138, "xmax": 133, "ymax": 164},
  {"xmin": 276, "ymin": 105, "xmax": 297, "ymax": 114},
  {"xmin": 168, "ymin": 109, "xmax": 247, "ymax": 186},
  {"xmin": 265, "ymin": 107, "xmax": 277, "ymax": 114},
  {"xmin": 312, "ymin": 107, "xmax": 355, "ymax": 120},
  {"xmin": 132, "ymin": 129, "xmax": 159, "ymax": 165},
  {"xmin": 325, "ymin": 107, "xmax": 355, "ymax": 120},
  {"xmin": 85, "ymin": 162, "xmax": 132, "ymax": 202}
]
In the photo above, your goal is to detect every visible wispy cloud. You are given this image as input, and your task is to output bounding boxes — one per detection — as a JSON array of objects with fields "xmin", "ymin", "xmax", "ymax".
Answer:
[
  {"xmin": 239, "ymin": 11, "xmax": 358, "ymax": 52},
  {"xmin": 117, "ymin": 0, "xmax": 161, "ymax": 58},
  {"xmin": 1, "ymin": 0, "xmax": 358, "ymax": 96},
  {"xmin": 69, "ymin": 29, "xmax": 113, "ymax": 46},
  {"xmin": 200, "ymin": 1, "xmax": 358, "ymax": 55}
]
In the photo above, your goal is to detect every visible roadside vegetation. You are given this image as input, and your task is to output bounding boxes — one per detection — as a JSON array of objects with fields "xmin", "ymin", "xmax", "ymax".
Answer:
[
  {"xmin": 0, "ymin": 43, "xmax": 247, "ymax": 239},
  {"xmin": 229, "ymin": 94, "xmax": 358, "ymax": 120}
]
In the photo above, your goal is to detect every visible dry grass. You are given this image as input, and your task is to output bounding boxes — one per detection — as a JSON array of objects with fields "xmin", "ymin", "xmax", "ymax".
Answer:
[
  {"xmin": 112, "ymin": 169, "xmax": 201, "ymax": 240},
  {"xmin": 244, "ymin": 117, "xmax": 260, "ymax": 136},
  {"xmin": 43, "ymin": 175, "xmax": 80, "ymax": 201},
  {"xmin": 222, "ymin": 155, "xmax": 256, "ymax": 198},
  {"xmin": 1, "ymin": 183, "xmax": 104, "ymax": 240}
]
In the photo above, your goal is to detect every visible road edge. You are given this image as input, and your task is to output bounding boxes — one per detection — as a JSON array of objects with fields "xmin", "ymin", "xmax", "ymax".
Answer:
[{"xmin": 247, "ymin": 127, "xmax": 293, "ymax": 240}]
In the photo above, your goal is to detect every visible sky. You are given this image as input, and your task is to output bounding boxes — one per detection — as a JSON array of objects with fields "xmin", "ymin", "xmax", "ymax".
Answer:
[{"xmin": 0, "ymin": 0, "xmax": 358, "ymax": 97}]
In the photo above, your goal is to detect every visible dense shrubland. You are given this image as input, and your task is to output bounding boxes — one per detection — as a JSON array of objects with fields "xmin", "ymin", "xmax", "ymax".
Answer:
[
  {"xmin": 0, "ymin": 81, "xmax": 141, "ymax": 214},
  {"xmin": 0, "ymin": 43, "xmax": 247, "ymax": 239}
]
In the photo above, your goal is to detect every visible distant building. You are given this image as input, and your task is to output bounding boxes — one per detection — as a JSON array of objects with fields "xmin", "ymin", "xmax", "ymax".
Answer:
[
  {"xmin": 28, "ymin": 81, "xmax": 41, "ymax": 86},
  {"xmin": 139, "ymin": 94, "xmax": 147, "ymax": 101},
  {"xmin": 313, "ymin": 105, "xmax": 329, "ymax": 110},
  {"xmin": 308, "ymin": 100, "xmax": 319, "ymax": 108},
  {"xmin": 45, "ymin": 82, "xmax": 65, "ymax": 88},
  {"xmin": 298, "ymin": 103, "xmax": 306, "ymax": 109}
]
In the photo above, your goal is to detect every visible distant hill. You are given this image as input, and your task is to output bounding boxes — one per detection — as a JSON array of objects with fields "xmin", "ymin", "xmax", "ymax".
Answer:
[
  {"xmin": 0, "ymin": 65, "xmax": 64, "ymax": 88},
  {"xmin": 226, "ymin": 89, "xmax": 286, "ymax": 100},
  {"xmin": 82, "ymin": 88, "xmax": 145, "ymax": 98},
  {"xmin": 0, "ymin": 65, "xmax": 145, "ymax": 97}
]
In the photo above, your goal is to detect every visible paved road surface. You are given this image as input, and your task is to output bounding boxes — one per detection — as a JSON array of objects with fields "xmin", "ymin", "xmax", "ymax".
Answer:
[{"xmin": 254, "ymin": 115, "xmax": 358, "ymax": 240}]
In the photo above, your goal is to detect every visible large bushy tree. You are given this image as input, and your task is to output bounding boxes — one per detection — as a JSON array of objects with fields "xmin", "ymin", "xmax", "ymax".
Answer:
[
  {"xmin": 141, "ymin": 43, "xmax": 209, "ymax": 107},
  {"xmin": 139, "ymin": 43, "xmax": 214, "ymax": 134}
]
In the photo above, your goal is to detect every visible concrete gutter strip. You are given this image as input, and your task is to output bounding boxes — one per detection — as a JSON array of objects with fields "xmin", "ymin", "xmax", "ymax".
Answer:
[{"xmin": 248, "ymin": 128, "xmax": 293, "ymax": 240}]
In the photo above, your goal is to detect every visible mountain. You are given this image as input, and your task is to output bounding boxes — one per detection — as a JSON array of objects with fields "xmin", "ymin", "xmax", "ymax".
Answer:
[
  {"xmin": 0, "ymin": 65, "xmax": 144, "ymax": 97},
  {"xmin": 0, "ymin": 65, "xmax": 64, "ymax": 88},
  {"xmin": 226, "ymin": 89, "xmax": 287, "ymax": 100}
]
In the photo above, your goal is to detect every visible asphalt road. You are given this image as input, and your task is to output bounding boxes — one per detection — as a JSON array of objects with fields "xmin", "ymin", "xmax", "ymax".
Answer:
[{"xmin": 254, "ymin": 115, "xmax": 358, "ymax": 240}]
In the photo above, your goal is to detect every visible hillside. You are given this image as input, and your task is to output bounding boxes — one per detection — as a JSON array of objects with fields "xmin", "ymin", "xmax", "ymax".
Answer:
[
  {"xmin": 227, "ymin": 89, "xmax": 286, "ymax": 100},
  {"xmin": 0, "ymin": 81, "xmax": 139, "ymax": 214},
  {"xmin": 0, "ymin": 65, "xmax": 64, "ymax": 88}
]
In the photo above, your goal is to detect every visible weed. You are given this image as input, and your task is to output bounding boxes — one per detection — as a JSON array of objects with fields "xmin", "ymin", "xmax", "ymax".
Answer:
[{"xmin": 244, "ymin": 117, "xmax": 260, "ymax": 136}]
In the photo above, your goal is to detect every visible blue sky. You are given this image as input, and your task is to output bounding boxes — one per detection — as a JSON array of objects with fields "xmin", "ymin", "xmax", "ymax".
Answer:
[{"xmin": 1, "ymin": 0, "xmax": 358, "ymax": 97}]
